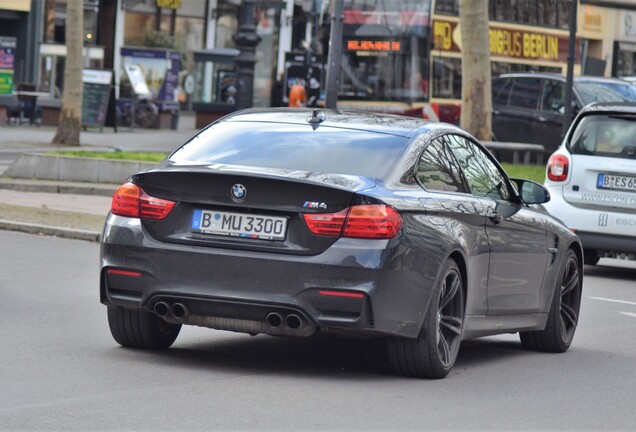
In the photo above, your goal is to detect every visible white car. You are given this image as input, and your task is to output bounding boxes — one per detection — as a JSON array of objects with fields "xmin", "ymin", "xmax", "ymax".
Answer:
[{"xmin": 544, "ymin": 102, "xmax": 636, "ymax": 264}]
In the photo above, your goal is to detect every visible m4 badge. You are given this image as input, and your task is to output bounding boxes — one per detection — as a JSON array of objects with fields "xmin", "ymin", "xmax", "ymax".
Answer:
[{"xmin": 303, "ymin": 201, "xmax": 327, "ymax": 209}]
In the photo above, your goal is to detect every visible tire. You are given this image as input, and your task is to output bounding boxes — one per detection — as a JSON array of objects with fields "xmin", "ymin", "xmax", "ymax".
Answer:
[
  {"xmin": 107, "ymin": 306, "xmax": 181, "ymax": 349},
  {"xmin": 520, "ymin": 249, "xmax": 581, "ymax": 352},
  {"xmin": 583, "ymin": 250, "xmax": 600, "ymax": 266},
  {"xmin": 134, "ymin": 102, "xmax": 158, "ymax": 128},
  {"xmin": 387, "ymin": 259, "xmax": 464, "ymax": 379}
]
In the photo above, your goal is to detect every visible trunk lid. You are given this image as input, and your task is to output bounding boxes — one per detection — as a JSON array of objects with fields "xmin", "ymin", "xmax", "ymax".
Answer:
[{"xmin": 132, "ymin": 164, "xmax": 377, "ymax": 255}]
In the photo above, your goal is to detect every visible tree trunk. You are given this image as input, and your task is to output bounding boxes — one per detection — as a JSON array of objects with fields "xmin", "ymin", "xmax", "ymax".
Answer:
[
  {"xmin": 459, "ymin": 0, "xmax": 491, "ymax": 141},
  {"xmin": 51, "ymin": 0, "xmax": 83, "ymax": 146}
]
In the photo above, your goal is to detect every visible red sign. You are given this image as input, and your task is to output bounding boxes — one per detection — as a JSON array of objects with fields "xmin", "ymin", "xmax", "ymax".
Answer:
[{"xmin": 346, "ymin": 40, "xmax": 402, "ymax": 52}]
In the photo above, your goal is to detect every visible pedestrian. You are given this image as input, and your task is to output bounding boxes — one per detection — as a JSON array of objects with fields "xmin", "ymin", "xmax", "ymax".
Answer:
[{"xmin": 288, "ymin": 84, "xmax": 307, "ymax": 108}]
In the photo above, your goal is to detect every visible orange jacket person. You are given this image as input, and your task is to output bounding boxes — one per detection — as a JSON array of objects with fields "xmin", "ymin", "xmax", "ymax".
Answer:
[{"xmin": 288, "ymin": 84, "xmax": 307, "ymax": 108}]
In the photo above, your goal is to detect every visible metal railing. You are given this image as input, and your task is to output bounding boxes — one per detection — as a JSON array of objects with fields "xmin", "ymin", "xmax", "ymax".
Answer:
[{"xmin": 482, "ymin": 141, "xmax": 545, "ymax": 165}]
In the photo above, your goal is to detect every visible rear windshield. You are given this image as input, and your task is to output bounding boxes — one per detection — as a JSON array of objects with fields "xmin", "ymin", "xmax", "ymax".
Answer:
[
  {"xmin": 575, "ymin": 83, "xmax": 629, "ymax": 105},
  {"xmin": 569, "ymin": 114, "xmax": 636, "ymax": 158},
  {"xmin": 169, "ymin": 121, "xmax": 409, "ymax": 177}
]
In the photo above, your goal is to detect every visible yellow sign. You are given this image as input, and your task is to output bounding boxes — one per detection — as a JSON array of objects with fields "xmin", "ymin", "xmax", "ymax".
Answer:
[
  {"xmin": 0, "ymin": 0, "xmax": 30, "ymax": 11},
  {"xmin": 490, "ymin": 31, "xmax": 559, "ymax": 61},
  {"xmin": 156, "ymin": 0, "xmax": 181, "ymax": 9},
  {"xmin": 433, "ymin": 21, "xmax": 453, "ymax": 51},
  {"xmin": 579, "ymin": 5, "xmax": 607, "ymax": 37},
  {"xmin": 433, "ymin": 19, "xmax": 569, "ymax": 63}
]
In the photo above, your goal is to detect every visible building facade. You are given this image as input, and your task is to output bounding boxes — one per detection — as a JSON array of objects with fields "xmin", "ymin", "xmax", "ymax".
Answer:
[{"xmin": 2, "ymin": 0, "xmax": 636, "ymax": 126}]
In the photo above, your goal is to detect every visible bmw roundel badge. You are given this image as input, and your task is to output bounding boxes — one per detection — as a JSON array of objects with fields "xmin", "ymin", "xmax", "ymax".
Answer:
[{"xmin": 231, "ymin": 183, "xmax": 247, "ymax": 201}]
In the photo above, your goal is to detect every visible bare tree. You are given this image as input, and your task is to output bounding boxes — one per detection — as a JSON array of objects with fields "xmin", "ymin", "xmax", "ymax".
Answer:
[
  {"xmin": 459, "ymin": 0, "xmax": 491, "ymax": 141},
  {"xmin": 51, "ymin": 0, "xmax": 83, "ymax": 145}
]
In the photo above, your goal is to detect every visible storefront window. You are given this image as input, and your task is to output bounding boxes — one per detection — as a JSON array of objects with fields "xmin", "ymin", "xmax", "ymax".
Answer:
[
  {"xmin": 615, "ymin": 42, "xmax": 636, "ymax": 77},
  {"xmin": 123, "ymin": 1, "xmax": 205, "ymax": 49},
  {"xmin": 43, "ymin": 0, "xmax": 100, "ymax": 45},
  {"xmin": 215, "ymin": 2, "xmax": 239, "ymax": 49},
  {"xmin": 432, "ymin": 57, "xmax": 461, "ymax": 99},
  {"xmin": 193, "ymin": 59, "xmax": 237, "ymax": 105},
  {"xmin": 339, "ymin": 0, "xmax": 431, "ymax": 102},
  {"xmin": 122, "ymin": 1, "xmax": 205, "ymax": 110},
  {"xmin": 435, "ymin": 0, "xmax": 569, "ymax": 30}
]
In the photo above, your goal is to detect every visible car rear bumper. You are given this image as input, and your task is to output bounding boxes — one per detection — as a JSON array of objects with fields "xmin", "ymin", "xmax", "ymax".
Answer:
[
  {"xmin": 574, "ymin": 231, "xmax": 636, "ymax": 255},
  {"xmin": 544, "ymin": 187, "xmax": 636, "ymax": 256},
  {"xmin": 100, "ymin": 215, "xmax": 437, "ymax": 339}
]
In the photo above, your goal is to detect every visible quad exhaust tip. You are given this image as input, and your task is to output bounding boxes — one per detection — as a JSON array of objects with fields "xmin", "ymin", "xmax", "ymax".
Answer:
[
  {"xmin": 266, "ymin": 312, "xmax": 283, "ymax": 328},
  {"xmin": 154, "ymin": 301, "xmax": 169, "ymax": 317},
  {"xmin": 155, "ymin": 304, "xmax": 304, "ymax": 331},
  {"xmin": 286, "ymin": 314, "xmax": 302, "ymax": 330},
  {"xmin": 154, "ymin": 301, "xmax": 189, "ymax": 319},
  {"xmin": 172, "ymin": 303, "xmax": 189, "ymax": 319},
  {"xmin": 266, "ymin": 312, "xmax": 304, "ymax": 331}
]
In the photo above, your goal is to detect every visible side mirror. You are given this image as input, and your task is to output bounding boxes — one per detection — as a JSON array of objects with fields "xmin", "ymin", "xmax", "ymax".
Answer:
[{"xmin": 511, "ymin": 178, "xmax": 551, "ymax": 205}]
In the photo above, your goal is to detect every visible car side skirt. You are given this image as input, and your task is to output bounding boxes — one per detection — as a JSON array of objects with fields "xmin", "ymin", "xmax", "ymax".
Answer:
[{"xmin": 462, "ymin": 313, "xmax": 548, "ymax": 340}]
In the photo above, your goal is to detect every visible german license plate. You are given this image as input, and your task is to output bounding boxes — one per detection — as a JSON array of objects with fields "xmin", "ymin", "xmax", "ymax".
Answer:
[
  {"xmin": 191, "ymin": 209, "xmax": 287, "ymax": 241},
  {"xmin": 597, "ymin": 173, "xmax": 636, "ymax": 192}
]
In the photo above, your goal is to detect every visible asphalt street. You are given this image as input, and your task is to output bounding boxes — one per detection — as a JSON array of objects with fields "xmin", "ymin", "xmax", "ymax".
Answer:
[{"xmin": 1, "ymin": 230, "xmax": 635, "ymax": 431}]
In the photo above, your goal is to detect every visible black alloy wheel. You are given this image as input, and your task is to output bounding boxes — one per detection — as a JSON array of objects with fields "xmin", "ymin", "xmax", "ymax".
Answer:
[
  {"xmin": 557, "ymin": 253, "xmax": 581, "ymax": 344},
  {"xmin": 435, "ymin": 265, "xmax": 464, "ymax": 368},
  {"xmin": 388, "ymin": 259, "xmax": 464, "ymax": 379},
  {"xmin": 520, "ymin": 249, "xmax": 581, "ymax": 352}
]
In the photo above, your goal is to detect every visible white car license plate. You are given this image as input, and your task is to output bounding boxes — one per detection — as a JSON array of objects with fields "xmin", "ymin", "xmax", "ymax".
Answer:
[
  {"xmin": 597, "ymin": 174, "xmax": 636, "ymax": 192},
  {"xmin": 191, "ymin": 209, "xmax": 287, "ymax": 241}
]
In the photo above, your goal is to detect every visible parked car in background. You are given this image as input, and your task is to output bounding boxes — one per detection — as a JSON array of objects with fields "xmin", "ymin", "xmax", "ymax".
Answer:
[
  {"xmin": 575, "ymin": 76, "xmax": 636, "ymax": 102},
  {"xmin": 620, "ymin": 76, "xmax": 636, "ymax": 84},
  {"xmin": 101, "ymin": 108, "xmax": 583, "ymax": 379},
  {"xmin": 544, "ymin": 102, "xmax": 636, "ymax": 264},
  {"xmin": 492, "ymin": 73, "xmax": 635, "ymax": 155}
]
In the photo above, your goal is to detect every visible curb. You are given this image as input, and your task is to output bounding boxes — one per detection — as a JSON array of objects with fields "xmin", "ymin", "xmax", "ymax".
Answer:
[
  {"xmin": 0, "ymin": 220, "xmax": 102, "ymax": 242},
  {"xmin": 0, "ymin": 178, "xmax": 117, "ymax": 197},
  {"xmin": 3, "ymin": 153, "xmax": 153, "ymax": 184}
]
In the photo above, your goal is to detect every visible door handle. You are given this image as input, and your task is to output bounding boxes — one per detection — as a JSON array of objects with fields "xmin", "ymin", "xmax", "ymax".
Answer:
[
  {"xmin": 537, "ymin": 116, "xmax": 547, "ymax": 122},
  {"xmin": 488, "ymin": 212, "xmax": 503, "ymax": 224},
  {"xmin": 493, "ymin": 109, "xmax": 500, "ymax": 115}
]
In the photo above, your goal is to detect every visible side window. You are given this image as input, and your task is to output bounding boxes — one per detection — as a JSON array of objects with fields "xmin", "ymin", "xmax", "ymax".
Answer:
[
  {"xmin": 416, "ymin": 137, "xmax": 468, "ymax": 193},
  {"xmin": 446, "ymin": 135, "xmax": 511, "ymax": 201},
  {"xmin": 492, "ymin": 78, "xmax": 511, "ymax": 106},
  {"xmin": 508, "ymin": 78, "xmax": 541, "ymax": 109},
  {"xmin": 541, "ymin": 80, "xmax": 565, "ymax": 113}
]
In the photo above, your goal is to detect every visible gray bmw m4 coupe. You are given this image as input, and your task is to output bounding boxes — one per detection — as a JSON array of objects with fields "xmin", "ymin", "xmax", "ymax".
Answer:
[{"xmin": 101, "ymin": 108, "xmax": 583, "ymax": 378}]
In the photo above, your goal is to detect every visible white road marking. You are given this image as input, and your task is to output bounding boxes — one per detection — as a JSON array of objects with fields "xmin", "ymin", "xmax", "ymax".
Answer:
[
  {"xmin": 589, "ymin": 296, "xmax": 636, "ymax": 307},
  {"xmin": 619, "ymin": 312, "xmax": 636, "ymax": 319}
]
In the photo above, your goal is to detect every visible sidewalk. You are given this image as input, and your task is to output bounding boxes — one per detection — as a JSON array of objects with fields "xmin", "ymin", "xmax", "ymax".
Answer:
[
  {"xmin": 0, "ymin": 113, "xmax": 200, "ymax": 242},
  {"xmin": 0, "ymin": 112, "xmax": 198, "ymax": 153},
  {"xmin": 0, "ymin": 179, "xmax": 114, "ymax": 242}
]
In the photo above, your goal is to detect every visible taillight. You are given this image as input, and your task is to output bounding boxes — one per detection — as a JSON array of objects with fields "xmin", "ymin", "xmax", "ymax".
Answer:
[
  {"xmin": 547, "ymin": 154, "xmax": 570, "ymax": 182},
  {"xmin": 111, "ymin": 182, "xmax": 175, "ymax": 220},
  {"xmin": 303, "ymin": 208, "xmax": 348, "ymax": 236},
  {"xmin": 303, "ymin": 205, "xmax": 402, "ymax": 239}
]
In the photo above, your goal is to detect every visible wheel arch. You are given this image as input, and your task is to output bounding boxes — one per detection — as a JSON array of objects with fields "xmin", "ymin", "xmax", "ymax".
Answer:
[
  {"xmin": 568, "ymin": 240, "xmax": 584, "ymax": 288},
  {"xmin": 448, "ymin": 250, "xmax": 468, "ymax": 313}
]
